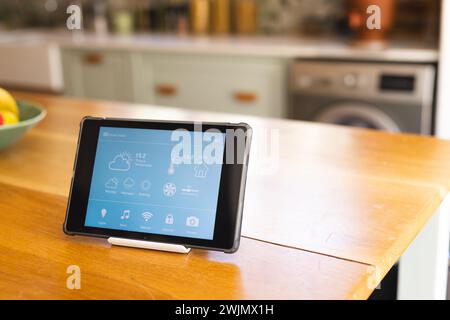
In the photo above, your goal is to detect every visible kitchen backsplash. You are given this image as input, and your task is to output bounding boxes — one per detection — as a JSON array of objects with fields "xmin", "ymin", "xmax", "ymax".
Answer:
[
  {"xmin": 0, "ymin": 0, "xmax": 440, "ymax": 43},
  {"xmin": 259, "ymin": 0, "xmax": 440, "ymax": 41},
  {"xmin": 259, "ymin": 0, "xmax": 346, "ymax": 35}
]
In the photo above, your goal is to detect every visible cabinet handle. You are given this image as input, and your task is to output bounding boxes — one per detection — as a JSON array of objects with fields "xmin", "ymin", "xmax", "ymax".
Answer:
[
  {"xmin": 234, "ymin": 91, "xmax": 257, "ymax": 103},
  {"xmin": 155, "ymin": 84, "xmax": 178, "ymax": 97},
  {"xmin": 83, "ymin": 53, "xmax": 103, "ymax": 65}
]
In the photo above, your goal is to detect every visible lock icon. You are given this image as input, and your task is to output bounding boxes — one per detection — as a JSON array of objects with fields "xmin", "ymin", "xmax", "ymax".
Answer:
[{"xmin": 165, "ymin": 214, "xmax": 174, "ymax": 225}]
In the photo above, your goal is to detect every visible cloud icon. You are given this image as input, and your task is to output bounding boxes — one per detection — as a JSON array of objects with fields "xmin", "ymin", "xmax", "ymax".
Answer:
[
  {"xmin": 123, "ymin": 177, "xmax": 135, "ymax": 189},
  {"xmin": 105, "ymin": 178, "xmax": 119, "ymax": 189},
  {"xmin": 109, "ymin": 153, "xmax": 131, "ymax": 172}
]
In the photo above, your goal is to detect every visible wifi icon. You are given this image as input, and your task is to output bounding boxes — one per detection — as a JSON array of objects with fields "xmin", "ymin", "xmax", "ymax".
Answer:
[{"xmin": 142, "ymin": 212, "xmax": 153, "ymax": 222}]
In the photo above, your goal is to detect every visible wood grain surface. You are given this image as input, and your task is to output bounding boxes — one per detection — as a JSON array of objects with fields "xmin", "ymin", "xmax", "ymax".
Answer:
[
  {"xmin": 0, "ymin": 183, "xmax": 372, "ymax": 299},
  {"xmin": 1, "ymin": 91, "xmax": 450, "ymax": 299}
]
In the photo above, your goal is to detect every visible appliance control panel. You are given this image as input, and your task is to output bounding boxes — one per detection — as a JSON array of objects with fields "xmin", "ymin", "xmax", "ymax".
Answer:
[{"xmin": 291, "ymin": 61, "xmax": 435, "ymax": 105}]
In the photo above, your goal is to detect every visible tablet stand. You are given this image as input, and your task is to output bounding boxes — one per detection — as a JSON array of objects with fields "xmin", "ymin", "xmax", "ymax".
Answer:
[{"xmin": 107, "ymin": 237, "xmax": 191, "ymax": 254}]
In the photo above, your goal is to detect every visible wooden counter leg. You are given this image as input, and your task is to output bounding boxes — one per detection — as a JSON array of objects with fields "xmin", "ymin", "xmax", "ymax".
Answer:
[{"xmin": 398, "ymin": 193, "xmax": 450, "ymax": 300}]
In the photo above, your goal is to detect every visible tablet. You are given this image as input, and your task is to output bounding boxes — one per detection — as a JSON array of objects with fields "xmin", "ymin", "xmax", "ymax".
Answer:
[{"xmin": 64, "ymin": 117, "xmax": 252, "ymax": 253}]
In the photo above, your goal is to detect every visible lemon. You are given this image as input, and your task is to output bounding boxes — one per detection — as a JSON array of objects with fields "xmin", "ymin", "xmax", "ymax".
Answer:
[
  {"xmin": 0, "ymin": 88, "xmax": 19, "ymax": 117},
  {"xmin": 0, "ymin": 110, "xmax": 19, "ymax": 125}
]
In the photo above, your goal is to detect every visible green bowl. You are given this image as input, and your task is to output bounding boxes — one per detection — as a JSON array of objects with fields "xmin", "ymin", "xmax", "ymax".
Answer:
[{"xmin": 0, "ymin": 100, "xmax": 47, "ymax": 150}]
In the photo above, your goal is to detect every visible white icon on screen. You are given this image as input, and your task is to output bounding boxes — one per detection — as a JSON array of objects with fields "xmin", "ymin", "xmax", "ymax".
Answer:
[
  {"xmin": 141, "ymin": 180, "xmax": 151, "ymax": 191},
  {"xmin": 142, "ymin": 212, "xmax": 153, "ymax": 222},
  {"xmin": 123, "ymin": 177, "xmax": 135, "ymax": 189},
  {"xmin": 186, "ymin": 216, "xmax": 200, "ymax": 227},
  {"xmin": 163, "ymin": 183, "xmax": 176, "ymax": 197},
  {"xmin": 101, "ymin": 208, "xmax": 107, "ymax": 218},
  {"xmin": 168, "ymin": 163, "xmax": 175, "ymax": 176},
  {"xmin": 167, "ymin": 154, "xmax": 181, "ymax": 175},
  {"xmin": 121, "ymin": 210, "xmax": 131, "ymax": 220},
  {"xmin": 165, "ymin": 214, "xmax": 174, "ymax": 225},
  {"xmin": 105, "ymin": 177, "xmax": 119, "ymax": 189},
  {"xmin": 194, "ymin": 164, "xmax": 209, "ymax": 178},
  {"xmin": 109, "ymin": 153, "xmax": 132, "ymax": 172}
]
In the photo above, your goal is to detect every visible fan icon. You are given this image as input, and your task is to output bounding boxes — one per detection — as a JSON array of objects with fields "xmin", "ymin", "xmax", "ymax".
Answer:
[{"xmin": 163, "ymin": 183, "xmax": 176, "ymax": 197}]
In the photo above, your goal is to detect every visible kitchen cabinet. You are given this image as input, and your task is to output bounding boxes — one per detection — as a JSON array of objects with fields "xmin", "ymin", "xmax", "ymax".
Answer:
[
  {"xmin": 0, "ymin": 40, "xmax": 63, "ymax": 92},
  {"xmin": 62, "ymin": 48, "xmax": 287, "ymax": 118},
  {"xmin": 61, "ymin": 49, "xmax": 134, "ymax": 102},
  {"xmin": 135, "ymin": 53, "xmax": 287, "ymax": 118}
]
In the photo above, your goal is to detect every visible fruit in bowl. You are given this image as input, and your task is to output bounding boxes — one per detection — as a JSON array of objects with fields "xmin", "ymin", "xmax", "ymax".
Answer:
[
  {"xmin": 0, "ymin": 88, "xmax": 19, "ymax": 125},
  {"xmin": 0, "ymin": 88, "xmax": 47, "ymax": 150},
  {"xmin": 0, "ymin": 110, "xmax": 19, "ymax": 125}
]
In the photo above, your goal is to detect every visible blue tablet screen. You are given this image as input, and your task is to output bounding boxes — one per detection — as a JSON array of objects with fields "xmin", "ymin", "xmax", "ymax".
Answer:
[{"xmin": 84, "ymin": 126, "xmax": 225, "ymax": 240}]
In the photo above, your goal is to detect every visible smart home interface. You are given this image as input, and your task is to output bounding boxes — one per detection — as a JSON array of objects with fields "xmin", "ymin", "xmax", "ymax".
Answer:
[{"xmin": 84, "ymin": 127, "xmax": 225, "ymax": 240}]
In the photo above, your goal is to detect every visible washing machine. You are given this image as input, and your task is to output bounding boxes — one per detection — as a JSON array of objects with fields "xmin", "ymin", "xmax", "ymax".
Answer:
[
  {"xmin": 290, "ymin": 60, "xmax": 436, "ymax": 134},
  {"xmin": 290, "ymin": 60, "xmax": 437, "ymax": 300}
]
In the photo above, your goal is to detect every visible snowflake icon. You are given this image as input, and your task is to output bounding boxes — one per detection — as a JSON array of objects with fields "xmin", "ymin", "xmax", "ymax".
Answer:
[{"xmin": 163, "ymin": 183, "xmax": 176, "ymax": 197}]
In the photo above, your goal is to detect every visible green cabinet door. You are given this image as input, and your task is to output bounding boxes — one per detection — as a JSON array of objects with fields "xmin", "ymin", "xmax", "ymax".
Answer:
[
  {"xmin": 136, "ymin": 53, "xmax": 288, "ymax": 118},
  {"xmin": 62, "ymin": 48, "xmax": 133, "ymax": 102}
]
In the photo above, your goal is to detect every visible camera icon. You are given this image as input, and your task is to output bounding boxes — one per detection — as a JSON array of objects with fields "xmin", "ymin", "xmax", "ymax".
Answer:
[{"xmin": 186, "ymin": 216, "xmax": 200, "ymax": 227}]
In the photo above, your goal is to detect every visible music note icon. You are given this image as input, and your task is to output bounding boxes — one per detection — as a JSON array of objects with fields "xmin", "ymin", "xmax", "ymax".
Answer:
[{"xmin": 121, "ymin": 210, "xmax": 131, "ymax": 220}]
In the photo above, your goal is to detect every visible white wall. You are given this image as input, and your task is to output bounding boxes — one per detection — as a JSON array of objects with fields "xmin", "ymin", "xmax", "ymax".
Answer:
[{"xmin": 436, "ymin": 0, "xmax": 450, "ymax": 138}]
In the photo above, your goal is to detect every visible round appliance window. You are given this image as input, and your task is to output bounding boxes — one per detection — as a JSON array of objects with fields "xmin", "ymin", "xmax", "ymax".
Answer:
[{"xmin": 314, "ymin": 103, "xmax": 401, "ymax": 132}]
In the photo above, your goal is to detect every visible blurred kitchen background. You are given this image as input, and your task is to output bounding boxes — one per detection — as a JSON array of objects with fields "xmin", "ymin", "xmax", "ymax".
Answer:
[
  {"xmin": 0, "ymin": 0, "xmax": 441, "ymax": 39},
  {"xmin": 0, "ymin": 0, "xmax": 441, "ymax": 130},
  {"xmin": 0, "ymin": 0, "xmax": 447, "ymax": 299}
]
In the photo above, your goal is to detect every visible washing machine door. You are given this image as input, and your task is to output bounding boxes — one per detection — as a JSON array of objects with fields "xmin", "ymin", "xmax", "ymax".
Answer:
[{"xmin": 315, "ymin": 103, "xmax": 401, "ymax": 132}]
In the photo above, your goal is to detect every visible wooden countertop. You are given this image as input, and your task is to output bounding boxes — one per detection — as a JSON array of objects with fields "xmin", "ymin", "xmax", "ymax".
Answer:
[
  {"xmin": 2, "ymin": 92, "xmax": 450, "ymax": 299},
  {"xmin": 0, "ymin": 183, "xmax": 372, "ymax": 300}
]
